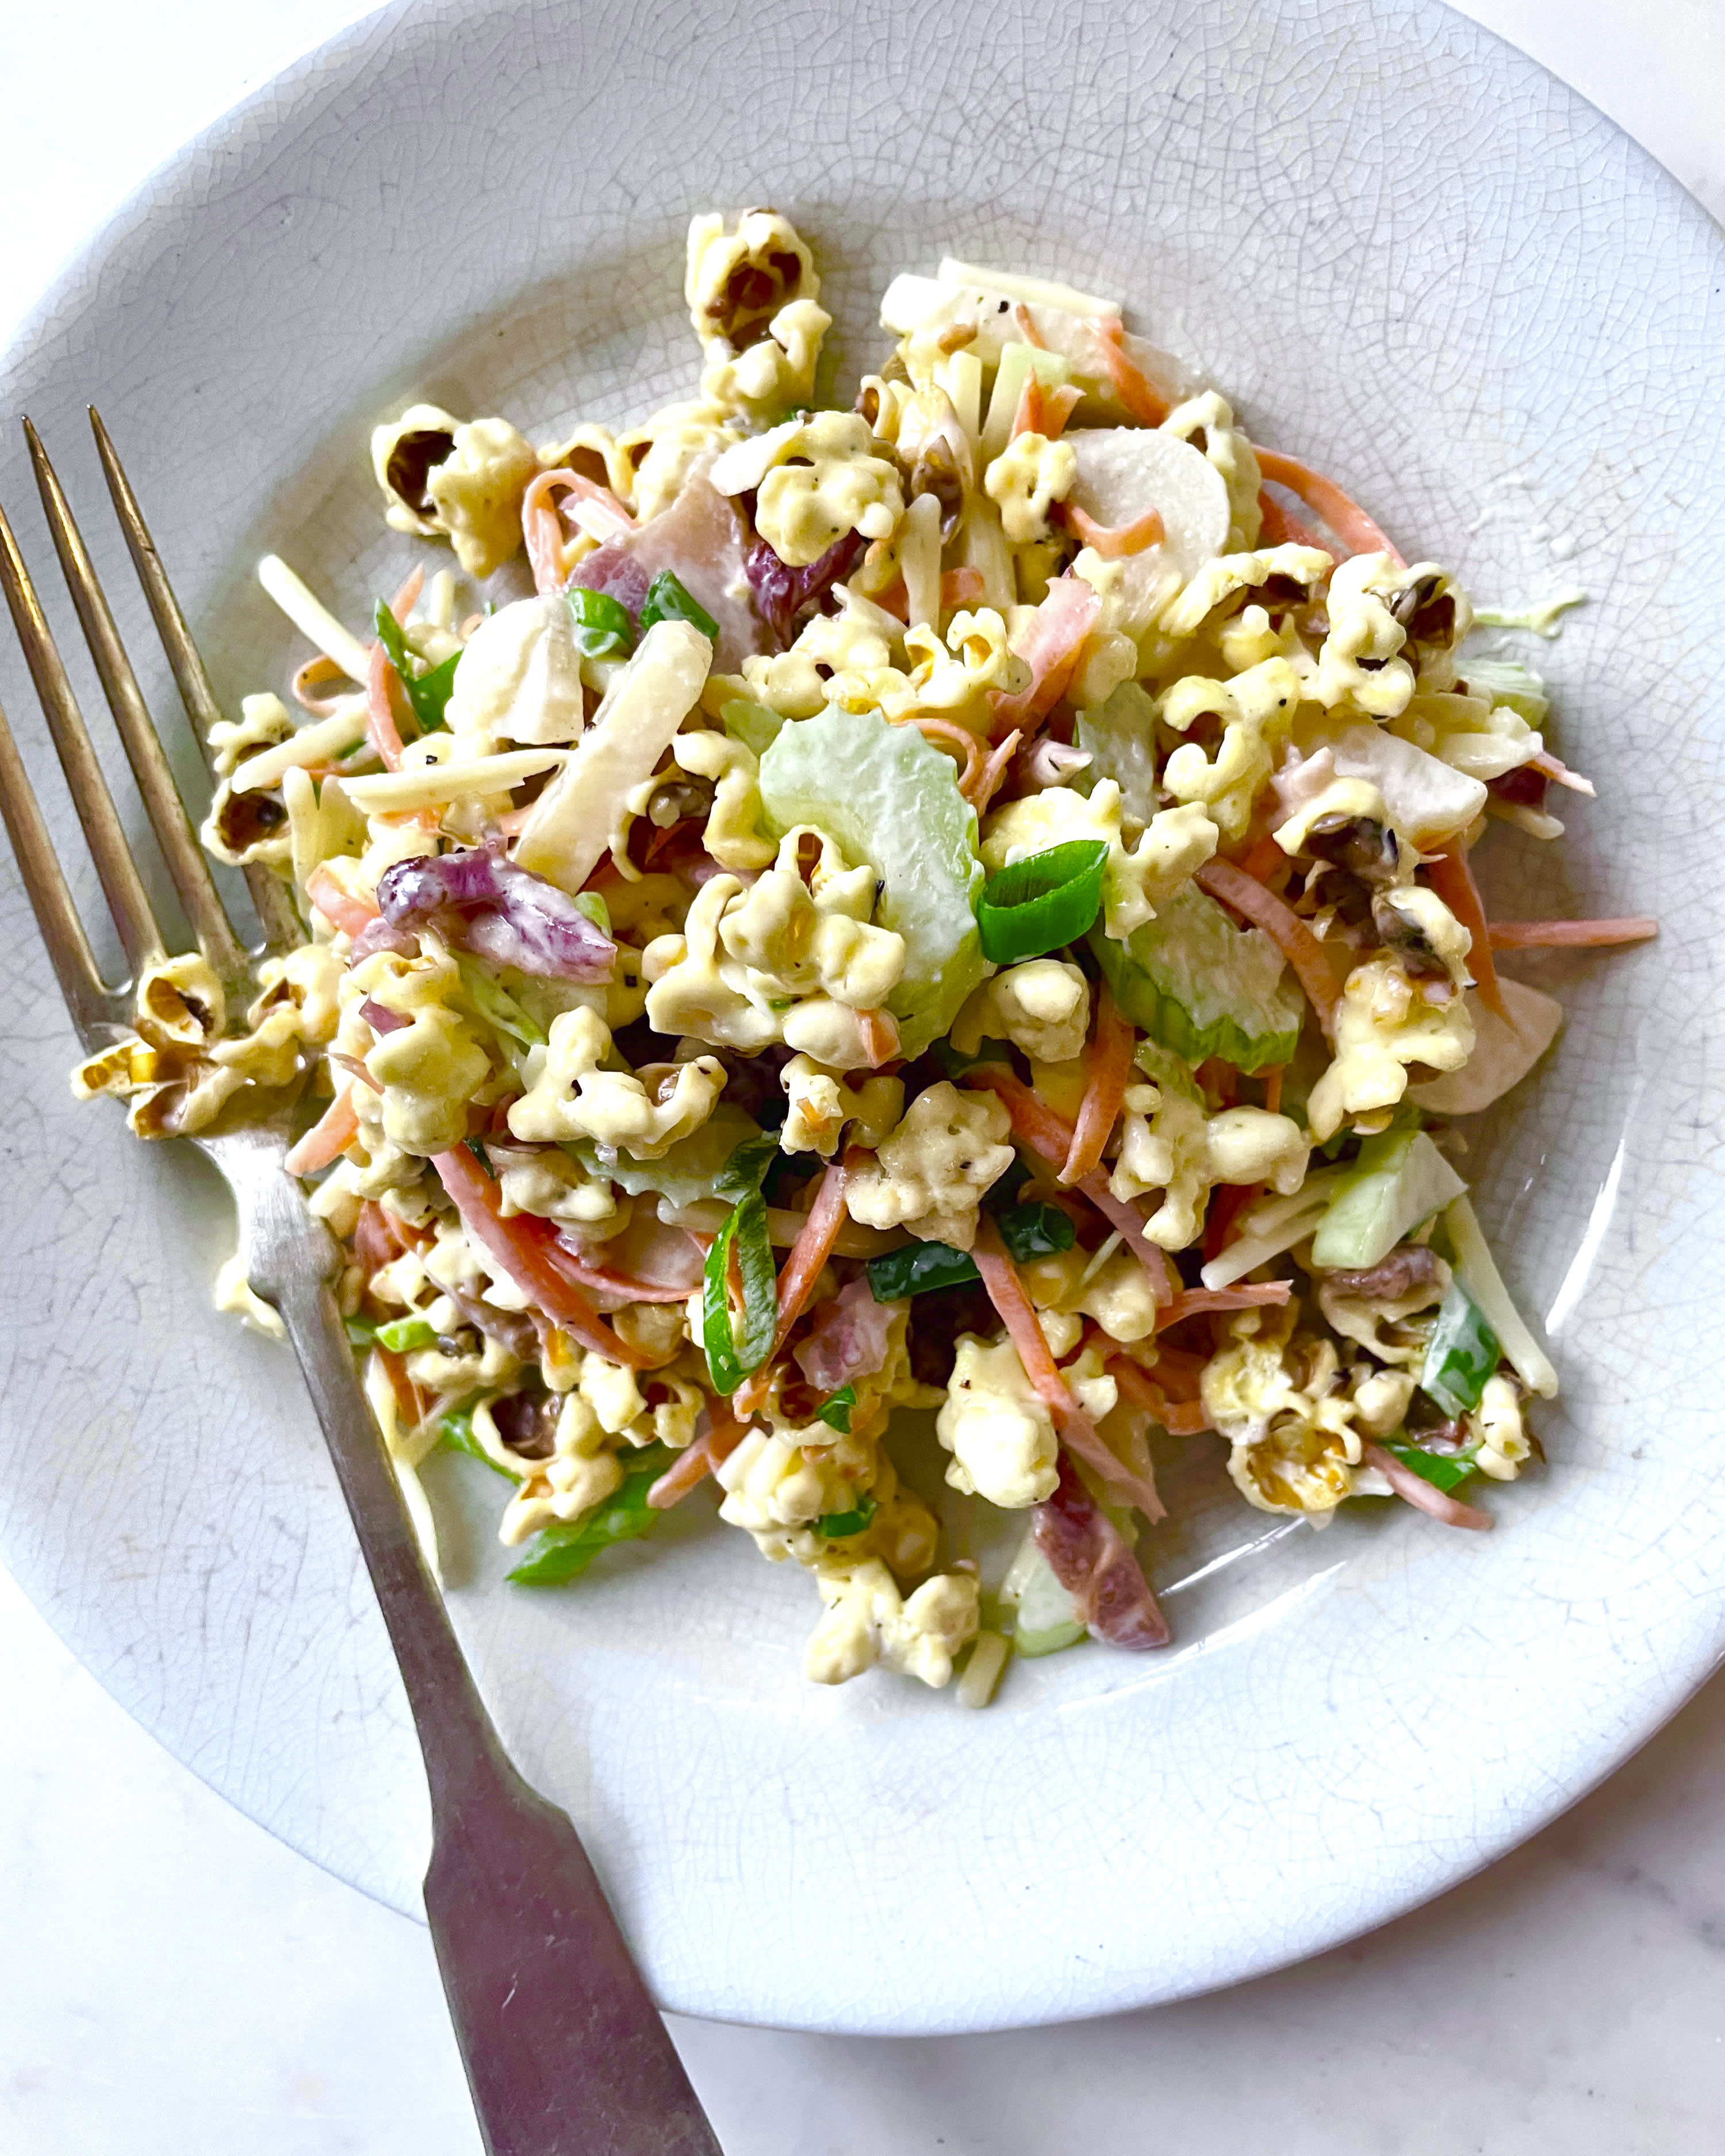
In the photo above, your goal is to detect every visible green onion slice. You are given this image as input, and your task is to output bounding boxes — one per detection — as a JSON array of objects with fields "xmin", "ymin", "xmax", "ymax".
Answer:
[
  {"xmin": 567, "ymin": 585, "xmax": 635, "ymax": 658},
  {"xmin": 1379, "ymin": 1436, "xmax": 1481, "ymax": 1495},
  {"xmin": 815, "ymin": 1384, "xmax": 857, "ymax": 1434},
  {"xmin": 817, "ymin": 1492, "xmax": 878, "ymax": 1540},
  {"xmin": 374, "ymin": 601, "xmax": 459, "ymax": 732},
  {"xmin": 977, "ymin": 839, "xmax": 1110, "ymax": 964},
  {"xmin": 640, "ymin": 569, "xmax": 719, "ymax": 644},
  {"xmin": 1418, "ymin": 1280, "xmax": 1502, "ymax": 1417},
  {"xmin": 702, "ymin": 1190, "xmax": 778, "ymax": 1393},
  {"xmin": 995, "ymin": 1200, "xmax": 1076, "ymax": 1263},
  {"xmin": 375, "ymin": 1314, "xmax": 439, "ymax": 1353},
  {"xmin": 865, "ymin": 1240, "xmax": 982, "ymax": 1303},
  {"xmin": 507, "ymin": 1443, "xmax": 681, "ymax": 1583}
]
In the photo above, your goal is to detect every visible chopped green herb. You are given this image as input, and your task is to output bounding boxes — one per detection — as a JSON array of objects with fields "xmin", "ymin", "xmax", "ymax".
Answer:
[
  {"xmin": 374, "ymin": 601, "xmax": 459, "ymax": 732},
  {"xmin": 815, "ymin": 1384, "xmax": 857, "ymax": 1434},
  {"xmin": 467, "ymin": 1135, "xmax": 494, "ymax": 1179},
  {"xmin": 1419, "ymin": 1280, "xmax": 1502, "ymax": 1417},
  {"xmin": 640, "ymin": 569, "xmax": 719, "ymax": 643},
  {"xmin": 1379, "ymin": 1437, "xmax": 1480, "ymax": 1496},
  {"xmin": 375, "ymin": 1314, "xmax": 438, "ymax": 1353},
  {"xmin": 977, "ymin": 839, "xmax": 1109, "ymax": 964},
  {"xmin": 817, "ymin": 1492, "xmax": 878, "ymax": 1540},
  {"xmin": 866, "ymin": 1240, "xmax": 982, "ymax": 1302},
  {"xmin": 507, "ymin": 1443, "xmax": 681, "ymax": 1583},
  {"xmin": 566, "ymin": 585, "xmax": 635, "ymax": 658},
  {"xmin": 995, "ymin": 1200, "xmax": 1076, "ymax": 1263},
  {"xmin": 714, "ymin": 1130, "xmax": 781, "ymax": 1204}
]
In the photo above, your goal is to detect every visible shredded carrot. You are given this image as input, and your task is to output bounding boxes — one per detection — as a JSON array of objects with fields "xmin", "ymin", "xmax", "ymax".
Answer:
[
  {"xmin": 1194, "ymin": 1057, "xmax": 1238, "ymax": 1108},
  {"xmin": 1010, "ymin": 370, "xmax": 1046, "ymax": 442},
  {"xmin": 1529, "ymin": 750, "xmax": 1594, "ymax": 797},
  {"xmin": 522, "ymin": 467, "xmax": 634, "ymax": 593},
  {"xmin": 733, "ymin": 1155, "xmax": 854, "ymax": 1415},
  {"xmin": 967, "ymin": 727, "xmax": 1021, "ymax": 814},
  {"xmin": 284, "ymin": 1087, "xmax": 361, "ymax": 1175},
  {"xmin": 1237, "ymin": 832, "xmax": 1287, "ymax": 886},
  {"xmin": 1363, "ymin": 1440, "xmax": 1492, "ymax": 1530},
  {"xmin": 1255, "ymin": 486, "xmax": 1331, "ymax": 552},
  {"xmin": 305, "ymin": 864, "xmax": 379, "ymax": 938},
  {"xmin": 1041, "ymin": 384, "xmax": 1082, "ymax": 439},
  {"xmin": 965, "ymin": 1065, "xmax": 1174, "ymax": 1303},
  {"xmin": 1426, "ymin": 844, "xmax": 1508, "ymax": 1021},
  {"xmin": 1109, "ymin": 1355, "xmax": 1213, "ymax": 1436},
  {"xmin": 1195, "ymin": 857, "xmax": 1342, "ymax": 1034},
  {"xmin": 901, "ymin": 712, "xmax": 983, "ymax": 796},
  {"xmin": 1487, "ymin": 916, "xmax": 1658, "ymax": 950},
  {"xmin": 940, "ymin": 566, "xmax": 987, "ymax": 611},
  {"xmin": 365, "ymin": 639, "xmax": 407, "ymax": 772},
  {"xmin": 388, "ymin": 565, "xmax": 425, "ymax": 623},
  {"xmin": 854, "ymin": 1010, "xmax": 901, "ymax": 1067},
  {"xmin": 1252, "ymin": 447, "xmax": 1404, "ymax": 565},
  {"xmin": 1262, "ymin": 1066, "xmax": 1285, "ymax": 1116},
  {"xmin": 869, "ymin": 576, "xmax": 910, "ymax": 621},
  {"xmin": 647, "ymin": 1396, "xmax": 750, "ymax": 1510},
  {"xmin": 1096, "ymin": 319, "xmax": 1170, "ymax": 425},
  {"xmin": 1158, "ymin": 1282, "xmax": 1291, "ymax": 1329},
  {"xmin": 1202, "ymin": 1180, "xmax": 1262, "ymax": 1264},
  {"xmin": 972, "ymin": 1217, "xmax": 1165, "ymax": 1518},
  {"xmin": 1010, "ymin": 301, "xmax": 1045, "ymax": 350},
  {"xmin": 293, "ymin": 654, "xmax": 354, "ymax": 713},
  {"xmin": 1062, "ymin": 985, "xmax": 1134, "ymax": 1184},
  {"xmin": 1064, "ymin": 502, "xmax": 1166, "ymax": 558},
  {"xmin": 431, "ymin": 1145, "xmax": 651, "ymax": 1367},
  {"xmin": 988, "ymin": 575, "xmax": 1101, "ymax": 738}
]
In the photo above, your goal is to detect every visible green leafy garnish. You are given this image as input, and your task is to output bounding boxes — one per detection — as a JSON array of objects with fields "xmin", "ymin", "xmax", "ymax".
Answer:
[
  {"xmin": 375, "ymin": 1314, "xmax": 438, "ymax": 1353},
  {"xmin": 1419, "ymin": 1280, "xmax": 1502, "ymax": 1417},
  {"xmin": 437, "ymin": 1404, "xmax": 515, "ymax": 1480},
  {"xmin": 977, "ymin": 839, "xmax": 1109, "ymax": 964},
  {"xmin": 640, "ymin": 569, "xmax": 719, "ymax": 643},
  {"xmin": 507, "ymin": 1443, "xmax": 681, "ymax": 1583},
  {"xmin": 865, "ymin": 1240, "xmax": 982, "ymax": 1302},
  {"xmin": 566, "ymin": 585, "xmax": 635, "ymax": 658},
  {"xmin": 817, "ymin": 1491, "xmax": 877, "ymax": 1540},
  {"xmin": 815, "ymin": 1384, "xmax": 857, "ymax": 1434},
  {"xmin": 1379, "ymin": 1437, "xmax": 1480, "ymax": 1496},
  {"xmin": 702, "ymin": 1135, "xmax": 780, "ymax": 1393},
  {"xmin": 995, "ymin": 1201, "xmax": 1076, "ymax": 1263},
  {"xmin": 374, "ymin": 601, "xmax": 459, "ymax": 732}
]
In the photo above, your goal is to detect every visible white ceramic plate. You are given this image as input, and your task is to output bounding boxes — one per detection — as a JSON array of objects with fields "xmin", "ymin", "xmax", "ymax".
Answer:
[{"xmin": 1, "ymin": 0, "xmax": 1719, "ymax": 2036}]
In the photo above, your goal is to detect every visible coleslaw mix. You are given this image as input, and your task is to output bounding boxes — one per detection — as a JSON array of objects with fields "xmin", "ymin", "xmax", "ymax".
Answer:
[{"xmin": 75, "ymin": 211, "xmax": 1654, "ymax": 1701}]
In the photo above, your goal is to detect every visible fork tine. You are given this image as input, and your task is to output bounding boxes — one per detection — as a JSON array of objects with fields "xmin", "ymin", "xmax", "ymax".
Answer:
[
  {"xmin": 25, "ymin": 420, "xmax": 250, "ymax": 991},
  {"xmin": 89, "ymin": 408, "xmax": 300, "ymax": 955},
  {"xmin": 0, "ymin": 690, "xmax": 115, "ymax": 1045},
  {"xmin": 0, "ymin": 495, "xmax": 164, "ymax": 977}
]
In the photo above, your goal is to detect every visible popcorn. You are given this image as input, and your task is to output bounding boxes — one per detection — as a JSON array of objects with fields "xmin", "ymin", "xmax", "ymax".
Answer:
[
  {"xmin": 983, "ymin": 430, "xmax": 1077, "ymax": 544},
  {"xmin": 845, "ymin": 1081, "xmax": 1014, "ymax": 1251}
]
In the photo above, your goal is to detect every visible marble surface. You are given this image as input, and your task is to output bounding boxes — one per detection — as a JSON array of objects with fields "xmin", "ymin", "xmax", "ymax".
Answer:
[{"xmin": 5, "ymin": 1, "xmax": 1725, "ymax": 2147}]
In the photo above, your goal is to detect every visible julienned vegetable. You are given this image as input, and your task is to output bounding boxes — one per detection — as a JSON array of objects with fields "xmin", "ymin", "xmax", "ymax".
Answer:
[
  {"xmin": 1419, "ymin": 1280, "xmax": 1502, "ymax": 1417},
  {"xmin": 374, "ymin": 600, "xmax": 460, "ymax": 731},
  {"xmin": 977, "ymin": 840, "xmax": 1109, "ymax": 964},
  {"xmin": 508, "ymin": 1443, "xmax": 682, "ymax": 1583},
  {"xmin": 1310, "ymin": 1128, "xmax": 1468, "ymax": 1272},
  {"xmin": 702, "ymin": 1136, "xmax": 780, "ymax": 1393},
  {"xmin": 1089, "ymin": 881, "xmax": 1303, "ymax": 1072}
]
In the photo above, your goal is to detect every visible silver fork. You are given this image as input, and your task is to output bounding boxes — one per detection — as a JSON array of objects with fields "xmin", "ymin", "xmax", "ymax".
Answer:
[{"xmin": 0, "ymin": 411, "xmax": 723, "ymax": 2156}]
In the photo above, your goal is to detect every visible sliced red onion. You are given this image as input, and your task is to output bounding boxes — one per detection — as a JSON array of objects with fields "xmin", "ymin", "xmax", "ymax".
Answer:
[
  {"xmin": 793, "ymin": 1276, "xmax": 900, "ymax": 1393},
  {"xmin": 347, "ymin": 915, "xmax": 419, "ymax": 965},
  {"xmin": 745, "ymin": 528, "xmax": 866, "ymax": 650},
  {"xmin": 376, "ymin": 847, "xmax": 615, "ymax": 982},
  {"xmin": 1487, "ymin": 764, "xmax": 1549, "ymax": 808},
  {"xmin": 1033, "ymin": 1452, "xmax": 1170, "ymax": 1649},
  {"xmin": 359, "ymin": 996, "xmax": 411, "ymax": 1035}
]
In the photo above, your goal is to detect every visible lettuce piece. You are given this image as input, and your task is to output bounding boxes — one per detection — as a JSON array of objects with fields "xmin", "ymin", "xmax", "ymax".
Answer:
[
  {"xmin": 1458, "ymin": 655, "xmax": 1550, "ymax": 728},
  {"xmin": 758, "ymin": 703, "xmax": 986, "ymax": 1056},
  {"xmin": 1089, "ymin": 880, "xmax": 1302, "ymax": 1073}
]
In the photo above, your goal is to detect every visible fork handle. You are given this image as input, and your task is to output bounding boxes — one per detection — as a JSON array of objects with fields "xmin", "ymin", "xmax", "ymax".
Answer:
[{"xmin": 273, "ymin": 1265, "xmax": 722, "ymax": 2156}]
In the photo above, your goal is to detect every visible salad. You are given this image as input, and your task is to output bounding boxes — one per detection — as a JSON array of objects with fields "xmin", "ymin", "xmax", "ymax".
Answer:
[{"xmin": 75, "ymin": 210, "xmax": 1657, "ymax": 1702}]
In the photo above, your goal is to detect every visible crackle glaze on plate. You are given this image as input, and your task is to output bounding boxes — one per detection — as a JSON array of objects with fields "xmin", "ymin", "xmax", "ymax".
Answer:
[{"xmin": 1, "ymin": 0, "xmax": 1720, "ymax": 2035}]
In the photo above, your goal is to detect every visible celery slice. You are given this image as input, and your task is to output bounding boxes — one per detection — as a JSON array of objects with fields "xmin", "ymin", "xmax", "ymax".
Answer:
[
  {"xmin": 758, "ymin": 703, "xmax": 986, "ymax": 1056},
  {"xmin": 1089, "ymin": 881, "xmax": 1302, "ymax": 1073},
  {"xmin": 1310, "ymin": 1129, "xmax": 1467, "ymax": 1271}
]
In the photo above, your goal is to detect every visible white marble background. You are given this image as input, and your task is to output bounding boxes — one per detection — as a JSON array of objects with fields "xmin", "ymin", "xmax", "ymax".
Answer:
[{"xmin": 5, "ymin": 3, "xmax": 1724, "ymax": 2148}]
